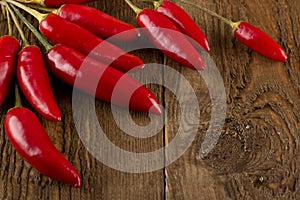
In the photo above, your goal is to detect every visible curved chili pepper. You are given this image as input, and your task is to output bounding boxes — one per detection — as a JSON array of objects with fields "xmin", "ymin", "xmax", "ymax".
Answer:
[
  {"xmin": 30, "ymin": 0, "xmax": 95, "ymax": 8},
  {"xmin": 9, "ymin": 3, "xmax": 160, "ymax": 114},
  {"xmin": 4, "ymin": 107, "xmax": 81, "ymax": 187},
  {"xmin": 0, "ymin": 35, "xmax": 20, "ymax": 106},
  {"xmin": 155, "ymin": 0, "xmax": 210, "ymax": 52},
  {"xmin": 45, "ymin": 44, "xmax": 162, "ymax": 114},
  {"xmin": 126, "ymin": 2, "xmax": 205, "ymax": 70},
  {"xmin": 17, "ymin": 45, "xmax": 62, "ymax": 121},
  {"xmin": 40, "ymin": 14, "xmax": 144, "ymax": 72},
  {"xmin": 56, "ymin": 4, "xmax": 140, "ymax": 42},
  {"xmin": 233, "ymin": 21, "xmax": 287, "ymax": 62}
]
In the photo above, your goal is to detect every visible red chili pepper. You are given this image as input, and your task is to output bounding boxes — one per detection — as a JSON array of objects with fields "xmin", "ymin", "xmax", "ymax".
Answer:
[
  {"xmin": 233, "ymin": 21, "xmax": 287, "ymax": 62},
  {"xmin": 39, "ymin": 14, "xmax": 144, "ymax": 72},
  {"xmin": 0, "ymin": 35, "xmax": 20, "ymax": 106},
  {"xmin": 10, "ymin": 4, "xmax": 160, "ymax": 114},
  {"xmin": 30, "ymin": 0, "xmax": 95, "ymax": 8},
  {"xmin": 17, "ymin": 45, "xmax": 62, "ymax": 121},
  {"xmin": 4, "ymin": 106, "xmax": 81, "ymax": 187},
  {"xmin": 125, "ymin": 1, "xmax": 205, "ymax": 70},
  {"xmin": 56, "ymin": 4, "xmax": 140, "ymax": 42},
  {"xmin": 45, "ymin": 44, "xmax": 162, "ymax": 114},
  {"xmin": 155, "ymin": 0, "xmax": 210, "ymax": 52}
]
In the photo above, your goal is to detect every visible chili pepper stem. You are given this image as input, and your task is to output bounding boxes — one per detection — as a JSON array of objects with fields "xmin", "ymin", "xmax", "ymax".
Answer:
[
  {"xmin": 1, "ymin": 4, "xmax": 5, "ymax": 17},
  {"xmin": 15, "ymin": 0, "xmax": 46, "ymax": 7},
  {"xmin": 27, "ymin": 4, "xmax": 56, "ymax": 13},
  {"xmin": 125, "ymin": 0, "xmax": 142, "ymax": 15},
  {"xmin": 153, "ymin": 0, "xmax": 162, "ymax": 9},
  {"xmin": 172, "ymin": 0, "xmax": 235, "ymax": 27},
  {"xmin": 6, "ymin": 3, "xmax": 30, "ymax": 46},
  {"xmin": 14, "ymin": 83, "xmax": 22, "ymax": 107},
  {"xmin": 5, "ymin": 7, "xmax": 13, "ymax": 36},
  {"xmin": 6, "ymin": 0, "xmax": 46, "ymax": 22},
  {"xmin": 10, "ymin": 4, "xmax": 53, "ymax": 51},
  {"xmin": 141, "ymin": 0, "xmax": 160, "ymax": 7}
]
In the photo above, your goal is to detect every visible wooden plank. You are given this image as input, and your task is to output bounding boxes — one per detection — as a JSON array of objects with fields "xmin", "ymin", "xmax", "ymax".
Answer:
[
  {"xmin": 0, "ymin": 0, "xmax": 299, "ymax": 199},
  {"xmin": 164, "ymin": 0, "xmax": 300, "ymax": 199},
  {"xmin": 0, "ymin": 1, "xmax": 165, "ymax": 199}
]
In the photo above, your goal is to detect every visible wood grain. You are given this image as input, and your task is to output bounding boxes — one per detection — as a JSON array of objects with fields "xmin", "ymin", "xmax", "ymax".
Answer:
[{"xmin": 0, "ymin": 0, "xmax": 299, "ymax": 199}]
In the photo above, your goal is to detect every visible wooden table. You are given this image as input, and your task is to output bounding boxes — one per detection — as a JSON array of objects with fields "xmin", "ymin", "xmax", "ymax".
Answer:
[{"xmin": 0, "ymin": 0, "xmax": 299, "ymax": 199}]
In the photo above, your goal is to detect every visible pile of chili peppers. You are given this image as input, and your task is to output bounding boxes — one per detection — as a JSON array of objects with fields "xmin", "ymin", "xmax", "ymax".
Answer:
[{"xmin": 0, "ymin": 0, "xmax": 287, "ymax": 188}]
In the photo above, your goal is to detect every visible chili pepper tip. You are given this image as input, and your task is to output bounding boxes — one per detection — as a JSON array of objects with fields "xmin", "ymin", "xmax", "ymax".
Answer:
[
  {"xmin": 53, "ymin": 115, "xmax": 62, "ymax": 121},
  {"xmin": 203, "ymin": 41, "xmax": 210, "ymax": 52},
  {"xmin": 72, "ymin": 174, "xmax": 82, "ymax": 188},
  {"xmin": 149, "ymin": 100, "xmax": 162, "ymax": 115},
  {"xmin": 277, "ymin": 48, "xmax": 287, "ymax": 62}
]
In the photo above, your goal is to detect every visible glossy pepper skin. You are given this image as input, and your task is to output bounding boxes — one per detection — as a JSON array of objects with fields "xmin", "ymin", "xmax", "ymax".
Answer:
[
  {"xmin": 45, "ymin": 44, "xmax": 161, "ymax": 114},
  {"xmin": 0, "ymin": 36, "xmax": 20, "ymax": 106},
  {"xmin": 234, "ymin": 21, "xmax": 287, "ymax": 62},
  {"xmin": 17, "ymin": 46, "xmax": 62, "ymax": 121},
  {"xmin": 40, "ymin": 14, "xmax": 144, "ymax": 72},
  {"xmin": 156, "ymin": 0, "xmax": 210, "ymax": 52},
  {"xmin": 57, "ymin": 4, "xmax": 140, "ymax": 42},
  {"xmin": 4, "ymin": 107, "xmax": 81, "ymax": 187},
  {"xmin": 31, "ymin": 0, "xmax": 95, "ymax": 8},
  {"xmin": 136, "ymin": 8, "xmax": 205, "ymax": 70}
]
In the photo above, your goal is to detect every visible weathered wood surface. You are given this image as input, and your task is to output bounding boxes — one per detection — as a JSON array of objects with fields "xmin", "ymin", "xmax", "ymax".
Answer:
[{"xmin": 0, "ymin": 0, "xmax": 299, "ymax": 199}]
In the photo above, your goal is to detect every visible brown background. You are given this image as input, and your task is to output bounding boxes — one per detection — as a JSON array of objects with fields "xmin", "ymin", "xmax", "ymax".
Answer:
[{"xmin": 0, "ymin": 0, "xmax": 299, "ymax": 199}]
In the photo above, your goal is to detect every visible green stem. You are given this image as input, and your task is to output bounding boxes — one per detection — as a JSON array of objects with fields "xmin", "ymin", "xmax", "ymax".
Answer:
[
  {"xmin": 14, "ymin": 83, "xmax": 22, "ymax": 107},
  {"xmin": 140, "ymin": 0, "xmax": 162, "ymax": 9},
  {"xmin": 6, "ymin": 7, "xmax": 13, "ymax": 36},
  {"xmin": 124, "ymin": 0, "xmax": 142, "ymax": 15},
  {"xmin": 15, "ymin": 0, "xmax": 46, "ymax": 7},
  {"xmin": 10, "ymin": 4, "xmax": 52, "ymax": 51},
  {"xmin": 6, "ymin": 0, "xmax": 46, "ymax": 22},
  {"xmin": 153, "ymin": 0, "xmax": 162, "ymax": 9},
  {"xmin": 2, "ymin": 4, "xmax": 6, "ymax": 19},
  {"xmin": 6, "ymin": 4, "xmax": 30, "ymax": 46},
  {"xmin": 27, "ymin": 4, "xmax": 56, "ymax": 13},
  {"xmin": 0, "ymin": 1, "xmax": 21, "ymax": 38},
  {"xmin": 173, "ymin": 0, "xmax": 235, "ymax": 27}
]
